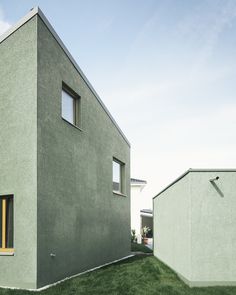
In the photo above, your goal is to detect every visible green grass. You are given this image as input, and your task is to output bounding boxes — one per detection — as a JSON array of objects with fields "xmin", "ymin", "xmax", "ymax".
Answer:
[
  {"xmin": 1, "ymin": 256, "xmax": 236, "ymax": 294},
  {"xmin": 131, "ymin": 242, "xmax": 153, "ymax": 253}
]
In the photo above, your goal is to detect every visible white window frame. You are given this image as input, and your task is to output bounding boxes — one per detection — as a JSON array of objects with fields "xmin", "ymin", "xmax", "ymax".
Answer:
[{"xmin": 112, "ymin": 158, "xmax": 125, "ymax": 195}]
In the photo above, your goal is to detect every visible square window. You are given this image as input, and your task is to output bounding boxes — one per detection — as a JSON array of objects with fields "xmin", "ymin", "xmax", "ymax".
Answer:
[
  {"xmin": 113, "ymin": 159, "xmax": 125, "ymax": 194},
  {"xmin": 61, "ymin": 85, "xmax": 81, "ymax": 127},
  {"xmin": 0, "ymin": 195, "xmax": 14, "ymax": 252}
]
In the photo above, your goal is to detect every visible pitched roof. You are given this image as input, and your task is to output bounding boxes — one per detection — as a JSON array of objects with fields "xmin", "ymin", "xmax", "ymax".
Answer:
[
  {"xmin": 153, "ymin": 168, "xmax": 236, "ymax": 200},
  {"xmin": 0, "ymin": 7, "xmax": 130, "ymax": 147}
]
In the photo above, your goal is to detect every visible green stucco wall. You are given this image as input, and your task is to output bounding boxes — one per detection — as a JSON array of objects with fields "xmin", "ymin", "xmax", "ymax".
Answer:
[
  {"xmin": 153, "ymin": 173, "xmax": 191, "ymax": 281},
  {"xmin": 36, "ymin": 16, "xmax": 130, "ymax": 288},
  {"xmin": 0, "ymin": 13, "xmax": 130, "ymax": 290},
  {"xmin": 190, "ymin": 172, "xmax": 236, "ymax": 286},
  {"xmin": 154, "ymin": 171, "xmax": 236, "ymax": 287},
  {"xmin": 0, "ymin": 18, "xmax": 37, "ymax": 289}
]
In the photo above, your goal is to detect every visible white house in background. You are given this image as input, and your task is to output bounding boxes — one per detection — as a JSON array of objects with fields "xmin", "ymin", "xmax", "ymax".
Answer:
[
  {"xmin": 131, "ymin": 178, "xmax": 149, "ymax": 242},
  {"xmin": 140, "ymin": 209, "xmax": 153, "ymax": 237}
]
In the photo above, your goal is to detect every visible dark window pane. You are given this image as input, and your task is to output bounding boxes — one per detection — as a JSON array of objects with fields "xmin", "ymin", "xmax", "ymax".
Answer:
[
  {"xmin": 6, "ymin": 197, "xmax": 13, "ymax": 248},
  {"xmin": 113, "ymin": 181, "xmax": 120, "ymax": 191},
  {"xmin": 0, "ymin": 200, "xmax": 2, "ymax": 247}
]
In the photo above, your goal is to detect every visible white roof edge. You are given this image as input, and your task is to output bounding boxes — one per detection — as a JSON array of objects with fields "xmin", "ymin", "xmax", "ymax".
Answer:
[
  {"xmin": 153, "ymin": 168, "xmax": 236, "ymax": 200},
  {"xmin": 0, "ymin": 7, "xmax": 130, "ymax": 147},
  {"xmin": 0, "ymin": 7, "xmax": 39, "ymax": 44},
  {"xmin": 140, "ymin": 212, "xmax": 153, "ymax": 217}
]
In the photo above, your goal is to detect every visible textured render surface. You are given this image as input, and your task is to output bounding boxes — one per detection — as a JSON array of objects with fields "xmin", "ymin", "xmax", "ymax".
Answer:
[
  {"xmin": 190, "ymin": 171, "xmax": 236, "ymax": 286},
  {"xmin": 0, "ymin": 18, "xmax": 37, "ymax": 289},
  {"xmin": 154, "ymin": 171, "xmax": 236, "ymax": 287},
  {"xmin": 36, "ymin": 16, "xmax": 130, "ymax": 288},
  {"xmin": 153, "ymin": 173, "xmax": 191, "ymax": 281}
]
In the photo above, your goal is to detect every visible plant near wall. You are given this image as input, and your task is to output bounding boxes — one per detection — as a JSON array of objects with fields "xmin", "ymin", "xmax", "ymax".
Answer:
[
  {"xmin": 141, "ymin": 226, "xmax": 150, "ymax": 244},
  {"xmin": 131, "ymin": 229, "xmax": 137, "ymax": 243},
  {"xmin": 142, "ymin": 226, "xmax": 150, "ymax": 238}
]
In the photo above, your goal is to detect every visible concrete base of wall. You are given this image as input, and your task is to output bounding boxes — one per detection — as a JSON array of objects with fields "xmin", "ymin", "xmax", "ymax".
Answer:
[
  {"xmin": 178, "ymin": 272, "xmax": 236, "ymax": 287},
  {"xmin": 155, "ymin": 255, "xmax": 236, "ymax": 288},
  {"xmin": 0, "ymin": 254, "xmax": 134, "ymax": 292}
]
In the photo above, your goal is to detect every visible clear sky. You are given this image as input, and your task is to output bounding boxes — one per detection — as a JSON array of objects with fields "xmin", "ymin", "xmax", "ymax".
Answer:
[{"xmin": 1, "ymin": 0, "xmax": 236, "ymax": 208}]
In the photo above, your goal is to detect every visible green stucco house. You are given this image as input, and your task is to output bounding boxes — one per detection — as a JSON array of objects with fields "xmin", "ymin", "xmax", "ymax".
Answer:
[
  {"xmin": 153, "ymin": 169, "xmax": 236, "ymax": 287},
  {"xmin": 0, "ymin": 7, "xmax": 130, "ymax": 290}
]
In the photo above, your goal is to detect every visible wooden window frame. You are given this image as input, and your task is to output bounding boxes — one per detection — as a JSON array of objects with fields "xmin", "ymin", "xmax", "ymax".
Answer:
[{"xmin": 0, "ymin": 195, "xmax": 14, "ymax": 253}]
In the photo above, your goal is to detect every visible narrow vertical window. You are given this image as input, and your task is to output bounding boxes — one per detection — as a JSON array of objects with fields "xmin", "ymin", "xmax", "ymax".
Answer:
[
  {"xmin": 62, "ymin": 89, "xmax": 75, "ymax": 124},
  {"xmin": 0, "ymin": 195, "xmax": 14, "ymax": 253},
  {"xmin": 113, "ymin": 159, "xmax": 125, "ymax": 194},
  {"xmin": 61, "ymin": 85, "xmax": 81, "ymax": 128}
]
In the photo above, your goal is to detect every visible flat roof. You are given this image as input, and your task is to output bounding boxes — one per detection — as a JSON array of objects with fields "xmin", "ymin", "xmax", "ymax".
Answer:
[
  {"xmin": 140, "ymin": 209, "xmax": 153, "ymax": 214},
  {"xmin": 0, "ymin": 7, "xmax": 130, "ymax": 147},
  {"xmin": 153, "ymin": 168, "xmax": 236, "ymax": 200},
  {"xmin": 131, "ymin": 178, "xmax": 147, "ymax": 184}
]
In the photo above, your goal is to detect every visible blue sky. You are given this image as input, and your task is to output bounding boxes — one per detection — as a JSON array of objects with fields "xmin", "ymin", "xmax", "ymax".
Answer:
[{"xmin": 1, "ymin": 0, "xmax": 236, "ymax": 207}]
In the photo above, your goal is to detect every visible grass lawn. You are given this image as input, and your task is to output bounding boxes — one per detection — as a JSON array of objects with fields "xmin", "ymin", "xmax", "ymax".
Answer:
[
  {"xmin": 131, "ymin": 242, "xmax": 153, "ymax": 253},
  {"xmin": 0, "ymin": 256, "xmax": 236, "ymax": 294}
]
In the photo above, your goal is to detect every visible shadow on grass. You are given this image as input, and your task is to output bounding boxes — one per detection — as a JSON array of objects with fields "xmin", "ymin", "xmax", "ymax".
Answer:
[
  {"xmin": 1, "ymin": 256, "xmax": 236, "ymax": 295},
  {"xmin": 108, "ymin": 254, "xmax": 147, "ymax": 267},
  {"xmin": 131, "ymin": 242, "xmax": 153, "ymax": 253}
]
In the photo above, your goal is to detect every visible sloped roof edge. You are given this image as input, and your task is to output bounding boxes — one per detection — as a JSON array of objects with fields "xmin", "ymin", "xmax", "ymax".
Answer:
[
  {"xmin": 0, "ymin": 7, "xmax": 130, "ymax": 147},
  {"xmin": 153, "ymin": 168, "xmax": 236, "ymax": 200}
]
